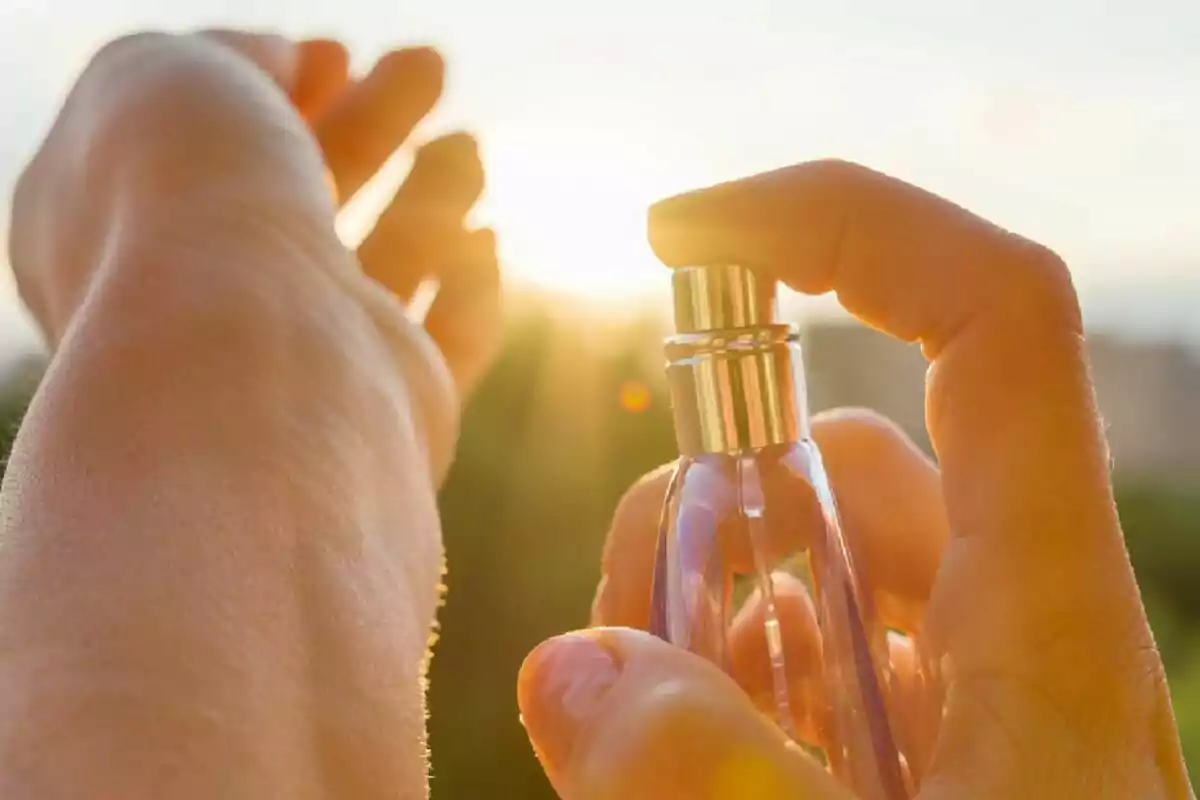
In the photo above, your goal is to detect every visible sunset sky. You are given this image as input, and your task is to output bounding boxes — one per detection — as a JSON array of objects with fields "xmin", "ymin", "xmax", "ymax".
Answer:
[{"xmin": 1, "ymin": 0, "xmax": 1198, "ymax": 338}]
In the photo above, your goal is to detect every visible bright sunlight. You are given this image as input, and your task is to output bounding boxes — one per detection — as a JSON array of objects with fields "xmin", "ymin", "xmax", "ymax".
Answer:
[
  {"xmin": 338, "ymin": 120, "xmax": 681, "ymax": 303},
  {"xmin": 475, "ymin": 120, "xmax": 688, "ymax": 300},
  {"xmin": 337, "ymin": 121, "xmax": 839, "ymax": 322}
]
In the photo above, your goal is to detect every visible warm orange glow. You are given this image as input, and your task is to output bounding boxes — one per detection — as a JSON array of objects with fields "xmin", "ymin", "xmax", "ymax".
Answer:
[
  {"xmin": 618, "ymin": 380, "xmax": 652, "ymax": 414},
  {"xmin": 474, "ymin": 122, "xmax": 688, "ymax": 300}
]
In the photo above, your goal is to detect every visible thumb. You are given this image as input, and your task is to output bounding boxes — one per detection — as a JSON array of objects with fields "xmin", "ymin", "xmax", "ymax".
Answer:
[{"xmin": 518, "ymin": 627, "xmax": 853, "ymax": 800}]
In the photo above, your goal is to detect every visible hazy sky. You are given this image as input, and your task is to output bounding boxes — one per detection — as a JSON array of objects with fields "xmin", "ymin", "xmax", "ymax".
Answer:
[{"xmin": 1, "ymin": 0, "xmax": 1199, "ymax": 309}]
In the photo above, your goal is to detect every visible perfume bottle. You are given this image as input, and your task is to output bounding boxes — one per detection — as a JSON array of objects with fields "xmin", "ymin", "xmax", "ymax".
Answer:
[{"xmin": 649, "ymin": 264, "xmax": 915, "ymax": 799}]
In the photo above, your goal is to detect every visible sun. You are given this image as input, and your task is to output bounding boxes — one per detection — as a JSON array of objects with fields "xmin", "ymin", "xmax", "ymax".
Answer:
[
  {"xmin": 337, "ymin": 119, "xmax": 694, "ymax": 304},
  {"xmin": 471, "ymin": 121, "xmax": 687, "ymax": 301}
]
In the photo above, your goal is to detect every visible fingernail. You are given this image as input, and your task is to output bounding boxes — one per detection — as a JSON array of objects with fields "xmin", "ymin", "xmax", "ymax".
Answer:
[{"xmin": 518, "ymin": 632, "xmax": 622, "ymax": 775}]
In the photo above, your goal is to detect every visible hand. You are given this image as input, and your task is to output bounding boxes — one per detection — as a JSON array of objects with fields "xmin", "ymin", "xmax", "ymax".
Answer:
[
  {"xmin": 10, "ymin": 29, "xmax": 499, "ymax": 410},
  {"xmin": 518, "ymin": 161, "xmax": 1193, "ymax": 798},
  {"xmin": 2, "ymin": 30, "xmax": 498, "ymax": 796}
]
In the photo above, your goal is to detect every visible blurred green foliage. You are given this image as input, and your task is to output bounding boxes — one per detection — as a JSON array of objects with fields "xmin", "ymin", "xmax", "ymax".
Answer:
[
  {"xmin": 0, "ymin": 389, "xmax": 29, "ymax": 472},
  {"xmin": 0, "ymin": 303, "xmax": 1197, "ymax": 796}
]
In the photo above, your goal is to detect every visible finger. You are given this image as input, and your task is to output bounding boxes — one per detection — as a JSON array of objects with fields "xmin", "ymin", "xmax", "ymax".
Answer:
[
  {"xmin": 884, "ymin": 632, "xmax": 941, "ymax": 786},
  {"xmin": 314, "ymin": 47, "xmax": 444, "ymax": 202},
  {"xmin": 811, "ymin": 408, "xmax": 948, "ymax": 634},
  {"xmin": 292, "ymin": 39, "xmax": 350, "ymax": 120},
  {"xmin": 590, "ymin": 464, "xmax": 673, "ymax": 629},
  {"xmin": 518, "ymin": 628, "xmax": 853, "ymax": 800},
  {"xmin": 728, "ymin": 573, "xmax": 824, "ymax": 745},
  {"xmin": 423, "ymin": 228, "xmax": 503, "ymax": 397},
  {"xmin": 647, "ymin": 160, "xmax": 1139, "ymax": 686},
  {"xmin": 591, "ymin": 409, "xmax": 948, "ymax": 636},
  {"xmin": 729, "ymin": 580, "xmax": 942, "ymax": 784},
  {"xmin": 358, "ymin": 132, "xmax": 484, "ymax": 302}
]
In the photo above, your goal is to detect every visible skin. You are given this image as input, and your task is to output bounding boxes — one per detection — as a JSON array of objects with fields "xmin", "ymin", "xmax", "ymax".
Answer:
[
  {"xmin": 4, "ymin": 32, "xmax": 495, "ymax": 798},
  {"xmin": 520, "ymin": 163, "xmax": 1197, "ymax": 797},
  {"xmin": 2, "ymin": 27, "xmax": 1192, "ymax": 800}
]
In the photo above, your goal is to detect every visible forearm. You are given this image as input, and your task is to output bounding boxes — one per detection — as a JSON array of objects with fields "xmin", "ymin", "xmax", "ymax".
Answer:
[{"xmin": 0, "ymin": 210, "xmax": 450, "ymax": 797}]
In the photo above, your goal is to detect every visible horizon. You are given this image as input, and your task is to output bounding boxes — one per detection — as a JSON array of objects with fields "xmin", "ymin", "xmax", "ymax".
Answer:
[{"xmin": 4, "ymin": 271, "xmax": 1200, "ymax": 381}]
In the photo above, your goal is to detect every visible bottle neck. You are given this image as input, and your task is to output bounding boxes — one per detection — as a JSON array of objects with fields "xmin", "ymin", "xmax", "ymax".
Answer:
[{"xmin": 665, "ymin": 325, "xmax": 808, "ymax": 457}]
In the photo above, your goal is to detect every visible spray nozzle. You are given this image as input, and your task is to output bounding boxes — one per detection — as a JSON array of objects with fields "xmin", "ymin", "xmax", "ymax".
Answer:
[{"xmin": 670, "ymin": 264, "xmax": 778, "ymax": 335}]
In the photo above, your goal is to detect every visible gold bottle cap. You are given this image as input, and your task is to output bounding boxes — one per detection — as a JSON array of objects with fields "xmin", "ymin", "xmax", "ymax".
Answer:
[
  {"xmin": 671, "ymin": 264, "xmax": 778, "ymax": 333},
  {"xmin": 666, "ymin": 265, "xmax": 804, "ymax": 456}
]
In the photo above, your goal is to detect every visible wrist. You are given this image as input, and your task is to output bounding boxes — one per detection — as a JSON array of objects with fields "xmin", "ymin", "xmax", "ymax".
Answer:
[
  {"xmin": 72, "ymin": 198, "xmax": 458, "ymax": 486},
  {"xmin": 18, "ymin": 30, "xmax": 334, "ymax": 345}
]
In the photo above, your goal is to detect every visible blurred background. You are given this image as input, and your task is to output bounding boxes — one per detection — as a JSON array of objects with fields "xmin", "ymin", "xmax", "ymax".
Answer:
[{"xmin": 2, "ymin": 1, "xmax": 1200, "ymax": 796}]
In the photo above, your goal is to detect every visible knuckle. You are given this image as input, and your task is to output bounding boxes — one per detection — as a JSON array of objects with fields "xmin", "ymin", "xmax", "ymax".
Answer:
[
  {"xmin": 86, "ymin": 32, "xmax": 176, "ymax": 77},
  {"xmin": 72, "ymin": 33, "xmax": 201, "ymax": 138},
  {"xmin": 1001, "ymin": 237, "xmax": 1083, "ymax": 331}
]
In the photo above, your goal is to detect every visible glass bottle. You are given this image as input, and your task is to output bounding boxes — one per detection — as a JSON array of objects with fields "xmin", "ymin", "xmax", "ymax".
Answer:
[{"xmin": 649, "ymin": 264, "xmax": 917, "ymax": 799}]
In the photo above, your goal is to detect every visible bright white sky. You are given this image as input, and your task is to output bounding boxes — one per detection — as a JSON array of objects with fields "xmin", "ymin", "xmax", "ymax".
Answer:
[{"xmin": 0, "ymin": 0, "xmax": 1198, "ymax": 314}]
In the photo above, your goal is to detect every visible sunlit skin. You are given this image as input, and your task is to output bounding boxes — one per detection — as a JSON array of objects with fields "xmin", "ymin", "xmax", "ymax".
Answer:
[
  {"xmin": 524, "ymin": 167, "xmax": 1197, "ymax": 798},
  {"xmin": 2, "ymin": 27, "xmax": 1192, "ymax": 800},
  {"xmin": 5, "ymin": 31, "xmax": 495, "ymax": 797}
]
